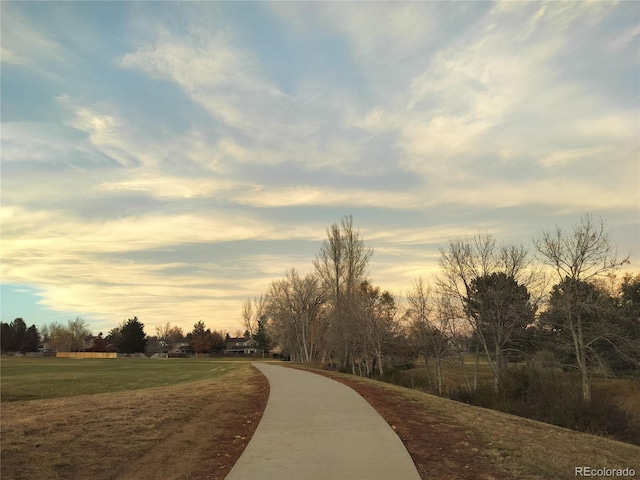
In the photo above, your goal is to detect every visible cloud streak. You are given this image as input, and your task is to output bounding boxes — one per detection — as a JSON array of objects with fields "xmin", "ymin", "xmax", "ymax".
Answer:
[{"xmin": 1, "ymin": 1, "xmax": 637, "ymax": 335}]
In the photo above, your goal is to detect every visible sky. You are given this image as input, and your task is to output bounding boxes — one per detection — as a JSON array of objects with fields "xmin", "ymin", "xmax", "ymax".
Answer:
[{"xmin": 1, "ymin": 1, "xmax": 639, "ymax": 337}]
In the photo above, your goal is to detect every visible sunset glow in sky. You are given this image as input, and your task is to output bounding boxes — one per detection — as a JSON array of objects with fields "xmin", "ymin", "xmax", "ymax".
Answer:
[{"xmin": 2, "ymin": 2, "xmax": 639, "ymax": 335}]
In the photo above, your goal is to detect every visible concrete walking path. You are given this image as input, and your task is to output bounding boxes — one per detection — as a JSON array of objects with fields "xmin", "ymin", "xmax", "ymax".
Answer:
[{"xmin": 226, "ymin": 363, "xmax": 421, "ymax": 480}]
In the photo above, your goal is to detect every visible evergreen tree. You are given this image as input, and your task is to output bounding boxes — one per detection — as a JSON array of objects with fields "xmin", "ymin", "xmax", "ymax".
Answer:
[
  {"xmin": 9, "ymin": 318, "xmax": 27, "ymax": 351},
  {"xmin": 466, "ymin": 272, "xmax": 535, "ymax": 367},
  {"xmin": 189, "ymin": 320, "xmax": 215, "ymax": 353},
  {"xmin": 614, "ymin": 274, "xmax": 640, "ymax": 371},
  {"xmin": 22, "ymin": 325, "xmax": 40, "ymax": 353},
  {"xmin": 0, "ymin": 319, "xmax": 40, "ymax": 353},
  {"xmin": 1, "ymin": 322, "xmax": 13, "ymax": 352},
  {"xmin": 116, "ymin": 317, "xmax": 147, "ymax": 353},
  {"xmin": 253, "ymin": 317, "xmax": 271, "ymax": 354},
  {"xmin": 91, "ymin": 332, "xmax": 108, "ymax": 352}
]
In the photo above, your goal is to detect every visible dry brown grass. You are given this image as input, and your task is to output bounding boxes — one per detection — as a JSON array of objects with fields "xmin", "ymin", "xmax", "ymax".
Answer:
[
  {"xmin": 1, "ymin": 363, "xmax": 268, "ymax": 480},
  {"xmin": 4, "ymin": 358, "xmax": 636, "ymax": 480}
]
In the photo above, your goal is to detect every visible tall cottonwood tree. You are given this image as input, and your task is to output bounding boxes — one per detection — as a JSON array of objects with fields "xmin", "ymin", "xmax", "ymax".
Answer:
[
  {"xmin": 535, "ymin": 214, "xmax": 630, "ymax": 401},
  {"xmin": 267, "ymin": 269, "xmax": 325, "ymax": 362},
  {"xmin": 314, "ymin": 215, "xmax": 372, "ymax": 371}
]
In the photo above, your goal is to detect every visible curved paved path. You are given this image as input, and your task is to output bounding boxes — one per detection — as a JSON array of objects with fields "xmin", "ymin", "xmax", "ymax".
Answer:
[{"xmin": 226, "ymin": 363, "xmax": 420, "ymax": 480}]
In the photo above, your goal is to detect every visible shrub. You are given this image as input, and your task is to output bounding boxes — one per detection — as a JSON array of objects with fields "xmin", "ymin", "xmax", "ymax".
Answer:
[
  {"xmin": 449, "ymin": 365, "xmax": 639, "ymax": 446},
  {"xmin": 529, "ymin": 350, "xmax": 558, "ymax": 369},
  {"xmin": 449, "ymin": 383, "xmax": 497, "ymax": 408}
]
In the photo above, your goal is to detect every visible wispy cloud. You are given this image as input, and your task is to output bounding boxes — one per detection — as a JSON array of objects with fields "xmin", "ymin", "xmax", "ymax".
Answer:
[
  {"xmin": 1, "ymin": 1, "xmax": 637, "ymax": 334},
  {"xmin": 0, "ymin": 5, "xmax": 68, "ymax": 78},
  {"xmin": 119, "ymin": 26, "xmax": 280, "ymax": 132}
]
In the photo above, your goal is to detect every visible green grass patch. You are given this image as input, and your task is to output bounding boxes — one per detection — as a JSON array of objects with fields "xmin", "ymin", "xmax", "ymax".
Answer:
[{"xmin": 0, "ymin": 356, "xmax": 244, "ymax": 402}]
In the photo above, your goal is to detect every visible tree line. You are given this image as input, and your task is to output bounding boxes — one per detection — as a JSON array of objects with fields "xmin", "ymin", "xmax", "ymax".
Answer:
[
  {"xmin": 247, "ymin": 214, "xmax": 639, "ymax": 405},
  {"xmin": 0, "ymin": 316, "xmax": 245, "ymax": 356}
]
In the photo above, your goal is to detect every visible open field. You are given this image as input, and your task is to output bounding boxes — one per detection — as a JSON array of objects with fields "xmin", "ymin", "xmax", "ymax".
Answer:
[
  {"xmin": 290, "ymin": 364, "xmax": 640, "ymax": 480},
  {"xmin": 0, "ymin": 357, "xmax": 269, "ymax": 480},
  {"xmin": 3, "ymin": 357, "xmax": 638, "ymax": 479},
  {"xmin": 1, "ymin": 356, "xmax": 249, "ymax": 402}
]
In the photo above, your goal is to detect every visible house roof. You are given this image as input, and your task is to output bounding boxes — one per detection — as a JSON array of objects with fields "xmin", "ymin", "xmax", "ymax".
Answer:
[{"xmin": 226, "ymin": 338, "xmax": 257, "ymax": 350}]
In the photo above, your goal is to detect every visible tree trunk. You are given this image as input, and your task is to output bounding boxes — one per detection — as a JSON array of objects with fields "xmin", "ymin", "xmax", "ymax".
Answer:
[
  {"xmin": 474, "ymin": 343, "xmax": 479, "ymax": 392},
  {"xmin": 570, "ymin": 313, "xmax": 591, "ymax": 402},
  {"xmin": 435, "ymin": 356, "xmax": 442, "ymax": 396},
  {"xmin": 425, "ymin": 354, "xmax": 433, "ymax": 390},
  {"xmin": 575, "ymin": 337, "xmax": 591, "ymax": 402},
  {"xmin": 459, "ymin": 351, "xmax": 471, "ymax": 393},
  {"xmin": 580, "ymin": 365, "xmax": 591, "ymax": 402},
  {"xmin": 494, "ymin": 344, "xmax": 502, "ymax": 392}
]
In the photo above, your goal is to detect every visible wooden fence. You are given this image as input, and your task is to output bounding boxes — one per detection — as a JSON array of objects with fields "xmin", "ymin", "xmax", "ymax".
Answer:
[{"xmin": 56, "ymin": 352, "xmax": 118, "ymax": 359}]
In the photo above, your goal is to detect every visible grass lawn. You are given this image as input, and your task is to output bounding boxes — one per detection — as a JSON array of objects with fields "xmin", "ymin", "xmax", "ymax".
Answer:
[
  {"xmin": 3, "ymin": 357, "xmax": 638, "ymax": 480},
  {"xmin": 0, "ymin": 357, "xmax": 269, "ymax": 480},
  {"xmin": 0, "ymin": 356, "xmax": 242, "ymax": 401}
]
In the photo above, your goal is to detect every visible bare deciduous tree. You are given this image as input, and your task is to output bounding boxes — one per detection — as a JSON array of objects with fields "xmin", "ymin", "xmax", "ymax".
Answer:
[
  {"xmin": 438, "ymin": 233, "xmax": 538, "ymax": 390},
  {"xmin": 44, "ymin": 318, "xmax": 91, "ymax": 352},
  {"xmin": 242, "ymin": 295, "xmax": 267, "ymax": 337},
  {"xmin": 314, "ymin": 215, "xmax": 372, "ymax": 371},
  {"xmin": 406, "ymin": 277, "xmax": 433, "ymax": 364},
  {"xmin": 534, "ymin": 214, "xmax": 630, "ymax": 401},
  {"xmin": 407, "ymin": 278, "xmax": 442, "ymax": 393},
  {"xmin": 356, "ymin": 281, "xmax": 399, "ymax": 377},
  {"xmin": 267, "ymin": 269, "xmax": 325, "ymax": 362}
]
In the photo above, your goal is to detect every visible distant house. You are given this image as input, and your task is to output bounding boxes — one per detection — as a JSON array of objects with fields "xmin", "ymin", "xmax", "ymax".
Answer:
[
  {"xmin": 225, "ymin": 337, "xmax": 257, "ymax": 354},
  {"xmin": 175, "ymin": 343, "xmax": 192, "ymax": 354},
  {"xmin": 38, "ymin": 342, "xmax": 54, "ymax": 353},
  {"xmin": 81, "ymin": 335, "xmax": 95, "ymax": 352}
]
